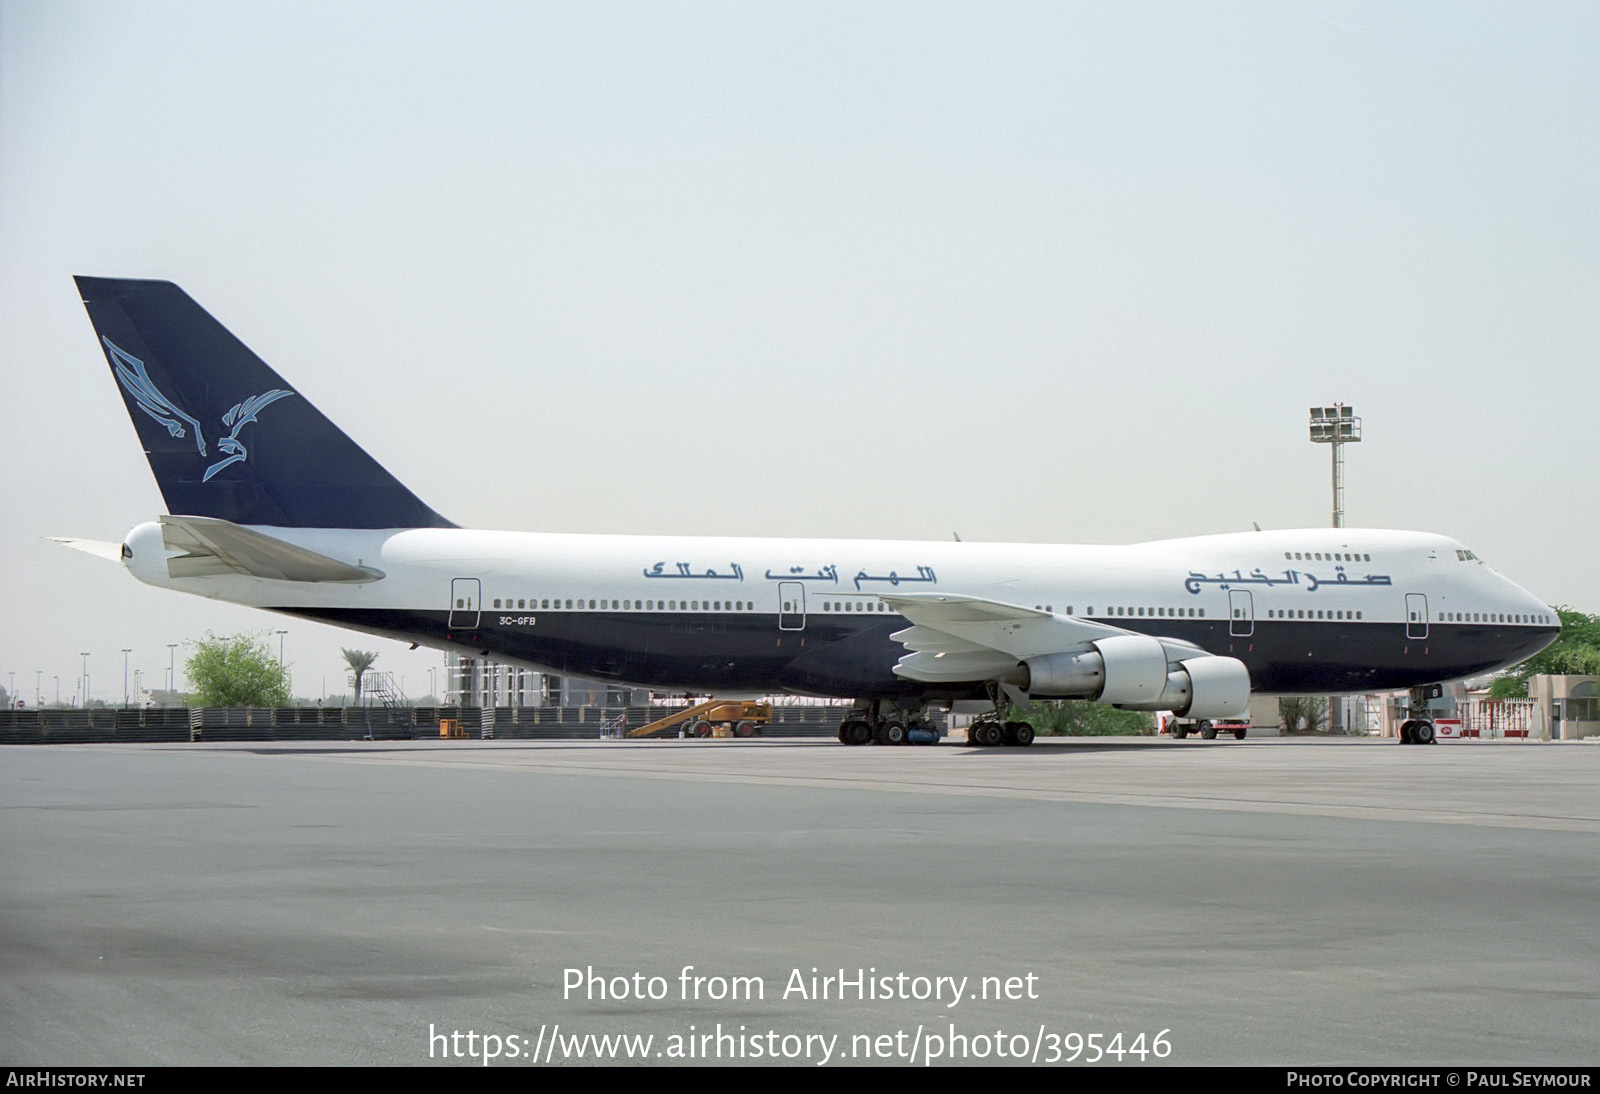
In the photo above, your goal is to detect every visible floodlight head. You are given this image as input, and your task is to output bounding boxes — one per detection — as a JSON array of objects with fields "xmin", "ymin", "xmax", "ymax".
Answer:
[{"xmin": 1309, "ymin": 402, "xmax": 1360, "ymax": 444}]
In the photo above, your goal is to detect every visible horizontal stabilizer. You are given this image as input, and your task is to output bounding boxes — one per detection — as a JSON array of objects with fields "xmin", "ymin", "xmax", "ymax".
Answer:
[
  {"xmin": 159, "ymin": 515, "xmax": 384, "ymax": 583},
  {"xmin": 47, "ymin": 536, "xmax": 125, "ymax": 562}
]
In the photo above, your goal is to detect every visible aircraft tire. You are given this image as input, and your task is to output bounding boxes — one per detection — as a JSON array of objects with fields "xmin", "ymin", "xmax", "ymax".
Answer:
[
  {"xmin": 1012, "ymin": 723, "xmax": 1035, "ymax": 747},
  {"xmin": 850, "ymin": 721, "xmax": 873, "ymax": 746},
  {"xmin": 983, "ymin": 722, "xmax": 1005, "ymax": 747},
  {"xmin": 1414, "ymin": 720, "xmax": 1436, "ymax": 746},
  {"xmin": 1400, "ymin": 720, "xmax": 1415, "ymax": 744}
]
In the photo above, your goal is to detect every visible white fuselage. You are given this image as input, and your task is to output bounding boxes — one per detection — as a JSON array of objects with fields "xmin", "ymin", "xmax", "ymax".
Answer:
[{"xmin": 120, "ymin": 522, "xmax": 1557, "ymax": 700}]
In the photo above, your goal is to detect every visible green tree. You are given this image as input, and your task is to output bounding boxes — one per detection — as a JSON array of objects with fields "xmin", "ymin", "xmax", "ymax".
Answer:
[
  {"xmin": 342, "ymin": 648, "xmax": 379, "ymax": 704},
  {"xmin": 1278, "ymin": 696, "xmax": 1327, "ymax": 734},
  {"xmin": 186, "ymin": 632, "xmax": 290, "ymax": 707},
  {"xmin": 1488, "ymin": 608, "xmax": 1600, "ymax": 698},
  {"xmin": 1006, "ymin": 700, "xmax": 1156, "ymax": 736}
]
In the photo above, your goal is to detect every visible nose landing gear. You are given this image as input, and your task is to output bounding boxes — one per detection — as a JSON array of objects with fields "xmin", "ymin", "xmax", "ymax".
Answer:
[{"xmin": 1398, "ymin": 685, "xmax": 1442, "ymax": 745}]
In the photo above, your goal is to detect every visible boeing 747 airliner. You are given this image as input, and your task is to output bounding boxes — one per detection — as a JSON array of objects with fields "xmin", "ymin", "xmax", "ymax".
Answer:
[{"xmin": 61, "ymin": 277, "xmax": 1560, "ymax": 746}]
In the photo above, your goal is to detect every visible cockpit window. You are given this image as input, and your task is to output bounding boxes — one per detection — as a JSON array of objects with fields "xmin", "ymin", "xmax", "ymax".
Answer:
[{"xmin": 1455, "ymin": 549, "xmax": 1480, "ymax": 562}]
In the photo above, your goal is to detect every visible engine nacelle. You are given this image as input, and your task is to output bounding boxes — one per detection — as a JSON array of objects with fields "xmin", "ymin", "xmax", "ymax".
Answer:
[
  {"xmin": 1171, "ymin": 654, "xmax": 1250, "ymax": 719},
  {"xmin": 1019, "ymin": 635, "xmax": 1249, "ymax": 719},
  {"xmin": 1020, "ymin": 634, "xmax": 1168, "ymax": 703}
]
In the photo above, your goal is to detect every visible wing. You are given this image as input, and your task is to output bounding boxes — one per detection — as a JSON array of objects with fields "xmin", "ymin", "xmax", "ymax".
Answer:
[{"xmin": 880, "ymin": 592, "xmax": 1249, "ymax": 718}]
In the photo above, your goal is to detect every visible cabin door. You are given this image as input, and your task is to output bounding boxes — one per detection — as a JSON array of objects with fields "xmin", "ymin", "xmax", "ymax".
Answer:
[
  {"xmin": 1406, "ymin": 593, "xmax": 1429, "ymax": 640},
  {"xmin": 778, "ymin": 582, "xmax": 806, "ymax": 631},
  {"xmin": 450, "ymin": 578, "xmax": 481, "ymax": 628},
  {"xmin": 1228, "ymin": 589, "xmax": 1254, "ymax": 637}
]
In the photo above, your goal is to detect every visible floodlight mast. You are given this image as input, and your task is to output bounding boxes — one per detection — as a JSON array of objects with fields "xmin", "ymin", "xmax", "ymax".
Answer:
[{"xmin": 1308, "ymin": 404, "xmax": 1361, "ymax": 528}]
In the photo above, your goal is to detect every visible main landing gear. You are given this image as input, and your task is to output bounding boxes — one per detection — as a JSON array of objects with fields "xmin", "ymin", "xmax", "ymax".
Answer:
[
  {"xmin": 963, "ymin": 718, "xmax": 1035, "ymax": 748},
  {"xmin": 835, "ymin": 700, "xmax": 941, "ymax": 746}
]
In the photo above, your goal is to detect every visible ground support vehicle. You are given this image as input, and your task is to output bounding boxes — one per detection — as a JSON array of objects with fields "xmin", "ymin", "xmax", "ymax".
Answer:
[{"xmin": 1168, "ymin": 716, "xmax": 1249, "ymax": 740}]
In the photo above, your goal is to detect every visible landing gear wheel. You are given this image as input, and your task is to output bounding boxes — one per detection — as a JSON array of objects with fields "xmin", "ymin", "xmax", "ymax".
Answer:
[
  {"xmin": 983, "ymin": 722, "xmax": 1006, "ymax": 747},
  {"xmin": 1413, "ymin": 720, "xmax": 1436, "ymax": 746},
  {"xmin": 1199, "ymin": 720, "xmax": 1216, "ymax": 740},
  {"xmin": 1400, "ymin": 719, "xmax": 1415, "ymax": 744},
  {"xmin": 849, "ymin": 720, "xmax": 873, "ymax": 746},
  {"xmin": 1012, "ymin": 723, "xmax": 1035, "ymax": 747}
]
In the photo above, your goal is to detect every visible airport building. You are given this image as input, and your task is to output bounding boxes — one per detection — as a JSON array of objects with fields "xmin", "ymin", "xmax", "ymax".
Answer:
[
  {"xmin": 1526, "ymin": 675, "xmax": 1600, "ymax": 739},
  {"xmin": 446, "ymin": 653, "xmax": 645, "ymax": 709}
]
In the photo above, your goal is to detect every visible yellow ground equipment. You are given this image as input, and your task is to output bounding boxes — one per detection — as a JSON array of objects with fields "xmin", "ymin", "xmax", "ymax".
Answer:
[{"xmin": 626, "ymin": 700, "xmax": 771, "ymax": 739}]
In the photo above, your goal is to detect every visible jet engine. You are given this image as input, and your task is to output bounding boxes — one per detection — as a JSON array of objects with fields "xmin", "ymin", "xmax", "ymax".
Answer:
[{"xmin": 1014, "ymin": 634, "xmax": 1249, "ymax": 719}]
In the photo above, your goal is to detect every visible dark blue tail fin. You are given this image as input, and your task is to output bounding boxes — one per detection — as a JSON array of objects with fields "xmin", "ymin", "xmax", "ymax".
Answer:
[{"xmin": 76, "ymin": 276, "xmax": 454, "ymax": 529}]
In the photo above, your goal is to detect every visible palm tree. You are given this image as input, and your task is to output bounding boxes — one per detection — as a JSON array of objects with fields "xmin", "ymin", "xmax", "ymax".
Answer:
[{"xmin": 342, "ymin": 649, "xmax": 378, "ymax": 704}]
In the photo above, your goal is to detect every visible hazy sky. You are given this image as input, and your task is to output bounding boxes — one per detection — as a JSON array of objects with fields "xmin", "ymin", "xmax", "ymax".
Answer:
[{"xmin": 2, "ymin": 1, "xmax": 1594, "ymax": 706}]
